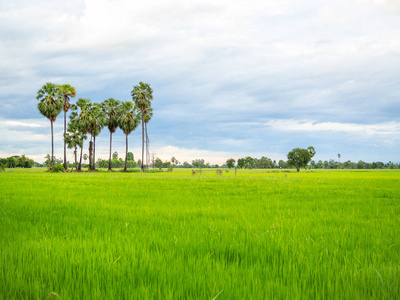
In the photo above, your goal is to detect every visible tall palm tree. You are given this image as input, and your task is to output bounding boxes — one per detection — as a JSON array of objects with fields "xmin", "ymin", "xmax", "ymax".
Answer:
[
  {"xmin": 101, "ymin": 98, "xmax": 121, "ymax": 171},
  {"xmin": 58, "ymin": 84, "xmax": 76, "ymax": 170},
  {"xmin": 118, "ymin": 101, "xmax": 139, "ymax": 172},
  {"xmin": 70, "ymin": 98, "xmax": 92, "ymax": 170},
  {"xmin": 131, "ymin": 82, "xmax": 153, "ymax": 172},
  {"xmin": 143, "ymin": 107, "xmax": 153, "ymax": 170},
  {"xmin": 37, "ymin": 82, "xmax": 63, "ymax": 170}
]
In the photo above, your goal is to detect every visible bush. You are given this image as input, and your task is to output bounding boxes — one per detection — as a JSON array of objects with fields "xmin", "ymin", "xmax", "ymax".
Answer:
[
  {"xmin": 52, "ymin": 164, "xmax": 65, "ymax": 173},
  {"xmin": 0, "ymin": 164, "xmax": 5, "ymax": 172}
]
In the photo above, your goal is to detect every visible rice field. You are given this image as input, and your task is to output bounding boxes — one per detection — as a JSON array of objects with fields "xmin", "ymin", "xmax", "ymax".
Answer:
[{"xmin": 0, "ymin": 168, "xmax": 399, "ymax": 299}]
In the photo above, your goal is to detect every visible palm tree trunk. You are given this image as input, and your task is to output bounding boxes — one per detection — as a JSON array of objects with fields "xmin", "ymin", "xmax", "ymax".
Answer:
[
  {"xmin": 74, "ymin": 145, "xmax": 77, "ymax": 171},
  {"xmin": 141, "ymin": 115, "xmax": 144, "ymax": 172},
  {"xmin": 93, "ymin": 136, "xmax": 96, "ymax": 171},
  {"xmin": 63, "ymin": 110, "xmax": 67, "ymax": 170},
  {"xmin": 108, "ymin": 131, "xmax": 112, "ymax": 171},
  {"xmin": 50, "ymin": 120, "xmax": 54, "ymax": 170},
  {"xmin": 79, "ymin": 146, "xmax": 83, "ymax": 171},
  {"xmin": 145, "ymin": 122, "xmax": 148, "ymax": 170},
  {"xmin": 124, "ymin": 134, "xmax": 128, "ymax": 172}
]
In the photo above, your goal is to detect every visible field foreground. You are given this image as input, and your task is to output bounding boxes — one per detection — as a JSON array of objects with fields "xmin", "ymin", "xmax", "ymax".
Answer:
[{"xmin": 0, "ymin": 169, "xmax": 399, "ymax": 299}]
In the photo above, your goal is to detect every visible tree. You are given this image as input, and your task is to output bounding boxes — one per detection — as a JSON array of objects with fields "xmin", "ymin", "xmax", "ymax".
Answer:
[
  {"xmin": 192, "ymin": 159, "xmax": 205, "ymax": 169},
  {"xmin": 357, "ymin": 160, "xmax": 365, "ymax": 169},
  {"xmin": 118, "ymin": 101, "xmax": 140, "ymax": 172},
  {"xmin": 226, "ymin": 158, "xmax": 235, "ymax": 169},
  {"xmin": 64, "ymin": 122, "xmax": 85, "ymax": 171},
  {"xmin": 127, "ymin": 152, "xmax": 134, "ymax": 161},
  {"xmin": 101, "ymin": 98, "xmax": 121, "ymax": 171},
  {"xmin": 337, "ymin": 153, "xmax": 341, "ymax": 164},
  {"xmin": 131, "ymin": 82, "xmax": 153, "ymax": 172},
  {"xmin": 287, "ymin": 146, "xmax": 316, "ymax": 172},
  {"xmin": 37, "ymin": 82, "xmax": 63, "ymax": 170},
  {"xmin": 154, "ymin": 158, "xmax": 163, "ymax": 169},
  {"xmin": 83, "ymin": 154, "xmax": 88, "ymax": 165},
  {"xmin": 237, "ymin": 158, "xmax": 246, "ymax": 169},
  {"xmin": 58, "ymin": 84, "xmax": 76, "ymax": 170},
  {"xmin": 69, "ymin": 98, "xmax": 92, "ymax": 170},
  {"xmin": 278, "ymin": 160, "xmax": 287, "ymax": 169}
]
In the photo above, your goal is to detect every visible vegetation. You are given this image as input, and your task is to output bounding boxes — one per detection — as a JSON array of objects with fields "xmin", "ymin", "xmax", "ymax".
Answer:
[
  {"xmin": 36, "ymin": 83, "xmax": 63, "ymax": 170},
  {"xmin": 0, "ymin": 169, "xmax": 399, "ymax": 298},
  {"xmin": 131, "ymin": 82, "xmax": 153, "ymax": 171},
  {"xmin": 287, "ymin": 146, "xmax": 316, "ymax": 172}
]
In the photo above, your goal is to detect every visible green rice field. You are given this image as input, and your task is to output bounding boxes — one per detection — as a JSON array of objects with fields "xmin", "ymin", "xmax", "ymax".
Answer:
[{"xmin": 0, "ymin": 168, "xmax": 399, "ymax": 299}]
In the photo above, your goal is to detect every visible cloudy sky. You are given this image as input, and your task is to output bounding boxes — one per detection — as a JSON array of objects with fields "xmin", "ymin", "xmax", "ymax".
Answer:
[{"xmin": 1, "ymin": 0, "xmax": 399, "ymax": 164}]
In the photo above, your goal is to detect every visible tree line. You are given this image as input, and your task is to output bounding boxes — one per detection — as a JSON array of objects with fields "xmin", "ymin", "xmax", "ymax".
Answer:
[{"xmin": 36, "ymin": 82, "xmax": 153, "ymax": 172}]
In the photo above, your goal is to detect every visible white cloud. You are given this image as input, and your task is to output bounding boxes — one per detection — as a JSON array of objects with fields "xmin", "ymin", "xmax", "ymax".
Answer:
[{"xmin": 264, "ymin": 119, "xmax": 400, "ymax": 136}]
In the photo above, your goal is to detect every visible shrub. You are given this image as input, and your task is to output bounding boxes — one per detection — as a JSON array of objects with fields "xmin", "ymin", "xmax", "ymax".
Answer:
[
  {"xmin": 52, "ymin": 164, "xmax": 65, "ymax": 173},
  {"xmin": 0, "ymin": 164, "xmax": 5, "ymax": 172}
]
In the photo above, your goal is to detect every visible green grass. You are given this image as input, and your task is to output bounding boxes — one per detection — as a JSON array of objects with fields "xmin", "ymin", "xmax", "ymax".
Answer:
[{"xmin": 1, "ymin": 168, "xmax": 399, "ymax": 299}]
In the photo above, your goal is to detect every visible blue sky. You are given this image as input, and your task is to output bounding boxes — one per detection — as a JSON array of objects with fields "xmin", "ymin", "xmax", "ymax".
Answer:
[{"xmin": 1, "ymin": 0, "xmax": 399, "ymax": 164}]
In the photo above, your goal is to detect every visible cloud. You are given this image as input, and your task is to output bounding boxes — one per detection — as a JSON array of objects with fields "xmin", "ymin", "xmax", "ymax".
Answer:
[
  {"xmin": 1, "ymin": 0, "xmax": 400, "ymax": 163},
  {"xmin": 264, "ymin": 119, "xmax": 400, "ymax": 135}
]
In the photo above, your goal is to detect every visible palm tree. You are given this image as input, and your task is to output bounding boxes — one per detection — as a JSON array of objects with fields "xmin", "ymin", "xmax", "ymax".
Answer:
[
  {"xmin": 131, "ymin": 82, "xmax": 153, "ymax": 172},
  {"xmin": 64, "ymin": 122, "xmax": 85, "ymax": 171},
  {"xmin": 101, "ymin": 98, "xmax": 121, "ymax": 171},
  {"xmin": 58, "ymin": 84, "xmax": 76, "ymax": 170},
  {"xmin": 37, "ymin": 82, "xmax": 63, "ymax": 170},
  {"xmin": 70, "ymin": 98, "xmax": 92, "ymax": 170},
  {"xmin": 118, "ymin": 101, "xmax": 139, "ymax": 172}
]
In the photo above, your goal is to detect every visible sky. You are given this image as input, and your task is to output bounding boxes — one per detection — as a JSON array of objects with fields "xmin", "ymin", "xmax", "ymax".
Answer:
[{"xmin": 0, "ymin": 0, "xmax": 399, "ymax": 165}]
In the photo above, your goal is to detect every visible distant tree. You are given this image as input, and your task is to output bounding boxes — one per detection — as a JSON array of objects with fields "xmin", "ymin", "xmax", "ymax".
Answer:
[
  {"xmin": 287, "ymin": 146, "xmax": 316, "ymax": 172},
  {"xmin": 101, "ymin": 98, "xmax": 121, "ymax": 171},
  {"xmin": 127, "ymin": 152, "xmax": 134, "ymax": 161},
  {"xmin": 131, "ymin": 82, "xmax": 153, "ymax": 172},
  {"xmin": 37, "ymin": 82, "xmax": 63, "ymax": 170},
  {"xmin": 112, "ymin": 151, "xmax": 118, "ymax": 160},
  {"xmin": 226, "ymin": 158, "xmax": 235, "ymax": 169},
  {"xmin": 192, "ymin": 159, "xmax": 205, "ymax": 169},
  {"xmin": 69, "ymin": 98, "xmax": 93, "ymax": 170},
  {"xmin": 237, "ymin": 158, "xmax": 246, "ymax": 169},
  {"xmin": 154, "ymin": 158, "xmax": 163, "ymax": 169},
  {"xmin": 357, "ymin": 160, "xmax": 365, "ymax": 169},
  {"xmin": 278, "ymin": 160, "xmax": 287, "ymax": 169},
  {"xmin": 83, "ymin": 154, "xmax": 88, "ymax": 165},
  {"xmin": 118, "ymin": 101, "xmax": 139, "ymax": 172},
  {"xmin": 182, "ymin": 161, "xmax": 191, "ymax": 168},
  {"xmin": 58, "ymin": 84, "xmax": 76, "ymax": 170},
  {"xmin": 337, "ymin": 153, "xmax": 341, "ymax": 164},
  {"xmin": 323, "ymin": 160, "xmax": 329, "ymax": 169}
]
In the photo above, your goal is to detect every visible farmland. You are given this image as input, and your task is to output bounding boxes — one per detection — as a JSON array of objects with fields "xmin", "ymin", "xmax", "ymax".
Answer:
[{"xmin": 0, "ymin": 168, "xmax": 399, "ymax": 299}]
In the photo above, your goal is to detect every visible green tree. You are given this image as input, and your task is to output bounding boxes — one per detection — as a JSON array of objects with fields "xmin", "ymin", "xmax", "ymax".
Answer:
[
  {"xmin": 131, "ymin": 82, "xmax": 153, "ymax": 172},
  {"xmin": 101, "ymin": 98, "xmax": 121, "ymax": 171},
  {"xmin": 226, "ymin": 158, "xmax": 235, "ymax": 169},
  {"xmin": 112, "ymin": 152, "xmax": 118, "ymax": 160},
  {"xmin": 58, "ymin": 84, "xmax": 76, "ymax": 170},
  {"xmin": 357, "ymin": 160, "xmax": 365, "ymax": 169},
  {"xmin": 192, "ymin": 159, "xmax": 205, "ymax": 169},
  {"xmin": 127, "ymin": 152, "xmax": 134, "ymax": 161},
  {"xmin": 118, "ymin": 101, "xmax": 140, "ymax": 172},
  {"xmin": 154, "ymin": 158, "xmax": 163, "ymax": 169},
  {"xmin": 37, "ymin": 82, "xmax": 63, "ymax": 170},
  {"xmin": 69, "ymin": 98, "xmax": 93, "ymax": 170},
  {"xmin": 64, "ymin": 122, "xmax": 85, "ymax": 171},
  {"xmin": 287, "ymin": 146, "xmax": 316, "ymax": 172},
  {"xmin": 237, "ymin": 158, "xmax": 246, "ymax": 169}
]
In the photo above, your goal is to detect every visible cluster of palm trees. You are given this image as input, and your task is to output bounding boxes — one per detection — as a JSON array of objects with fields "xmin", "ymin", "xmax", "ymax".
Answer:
[{"xmin": 36, "ymin": 82, "xmax": 153, "ymax": 172}]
